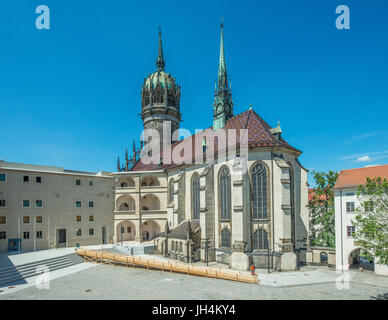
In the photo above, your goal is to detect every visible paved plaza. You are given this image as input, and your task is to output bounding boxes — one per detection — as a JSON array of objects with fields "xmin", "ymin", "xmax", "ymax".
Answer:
[{"xmin": 1, "ymin": 259, "xmax": 387, "ymax": 300}]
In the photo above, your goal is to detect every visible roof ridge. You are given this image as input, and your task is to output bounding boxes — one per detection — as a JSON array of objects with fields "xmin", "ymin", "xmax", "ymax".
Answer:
[{"xmin": 341, "ymin": 164, "xmax": 388, "ymax": 172}]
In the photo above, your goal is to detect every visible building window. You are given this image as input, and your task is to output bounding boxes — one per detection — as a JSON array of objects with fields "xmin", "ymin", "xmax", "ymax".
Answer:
[
  {"xmin": 76, "ymin": 216, "xmax": 82, "ymax": 222},
  {"xmin": 219, "ymin": 166, "xmax": 231, "ymax": 220},
  {"xmin": 76, "ymin": 201, "xmax": 82, "ymax": 208},
  {"xmin": 345, "ymin": 192, "xmax": 354, "ymax": 196},
  {"xmin": 89, "ymin": 180, "xmax": 94, "ymax": 187},
  {"xmin": 179, "ymin": 242, "xmax": 183, "ymax": 252},
  {"xmin": 346, "ymin": 202, "xmax": 355, "ymax": 213},
  {"xmin": 36, "ymin": 231, "xmax": 43, "ymax": 239},
  {"xmin": 23, "ymin": 175, "xmax": 29, "ymax": 182},
  {"xmin": 120, "ymin": 226, "xmax": 124, "ymax": 234},
  {"xmin": 36, "ymin": 216, "xmax": 43, "ymax": 224},
  {"xmin": 89, "ymin": 215, "xmax": 94, "ymax": 222},
  {"xmin": 0, "ymin": 216, "xmax": 6, "ymax": 224},
  {"xmin": 169, "ymin": 179, "xmax": 174, "ymax": 203},
  {"xmin": 88, "ymin": 201, "xmax": 94, "ymax": 208},
  {"xmin": 23, "ymin": 200, "xmax": 30, "ymax": 208},
  {"xmin": 0, "ymin": 173, "xmax": 6, "ymax": 181},
  {"xmin": 127, "ymin": 226, "xmax": 131, "ymax": 233},
  {"xmin": 89, "ymin": 228, "xmax": 94, "ymax": 236},
  {"xmin": 76, "ymin": 179, "xmax": 81, "ymax": 186},
  {"xmin": 221, "ymin": 228, "xmax": 231, "ymax": 248},
  {"xmin": 0, "ymin": 199, "xmax": 6, "ymax": 208},
  {"xmin": 253, "ymin": 228, "xmax": 269, "ymax": 250},
  {"xmin": 23, "ymin": 231, "xmax": 30, "ymax": 239},
  {"xmin": 347, "ymin": 226, "xmax": 356, "ymax": 237},
  {"xmin": 0, "ymin": 231, "xmax": 6, "ymax": 239},
  {"xmin": 192, "ymin": 174, "xmax": 200, "ymax": 220},
  {"xmin": 76, "ymin": 229, "xmax": 82, "ymax": 236},
  {"xmin": 364, "ymin": 201, "xmax": 374, "ymax": 213},
  {"xmin": 251, "ymin": 163, "xmax": 268, "ymax": 219},
  {"xmin": 23, "ymin": 216, "xmax": 30, "ymax": 224},
  {"xmin": 35, "ymin": 200, "xmax": 43, "ymax": 208},
  {"xmin": 36, "ymin": 176, "xmax": 42, "ymax": 183}
]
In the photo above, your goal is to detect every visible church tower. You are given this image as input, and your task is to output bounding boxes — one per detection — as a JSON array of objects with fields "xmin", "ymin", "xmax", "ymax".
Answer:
[
  {"xmin": 141, "ymin": 28, "xmax": 181, "ymax": 154},
  {"xmin": 213, "ymin": 20, "xmax": 233, "ymax": 131}
]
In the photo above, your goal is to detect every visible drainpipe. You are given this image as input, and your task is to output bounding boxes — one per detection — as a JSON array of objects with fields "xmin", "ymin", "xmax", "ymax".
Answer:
[
  {"xmin": 340, "ymin": 189, "xmax": 344, "ymax": 270},
  {"xmin": 271, "ymin": 151, "xmax": 275, "ymax": 252}
]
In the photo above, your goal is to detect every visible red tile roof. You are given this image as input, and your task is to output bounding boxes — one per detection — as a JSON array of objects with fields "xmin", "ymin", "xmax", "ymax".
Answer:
[
  {"xmin": 333, "ymin": 164, "xmax": 388, "ymax": 189},
  {"xmin": 308, "ymin": 188, "xmax": 328, "ymax": 202},
  {"xmin": 131, "ymin": 109, "xmax": 302, "ymax": 172}
]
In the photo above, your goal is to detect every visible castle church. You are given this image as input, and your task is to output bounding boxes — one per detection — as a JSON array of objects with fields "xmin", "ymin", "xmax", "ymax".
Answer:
[{"xmin": 113, "ymin": 23, "xmax": 309, "ymax": 271}]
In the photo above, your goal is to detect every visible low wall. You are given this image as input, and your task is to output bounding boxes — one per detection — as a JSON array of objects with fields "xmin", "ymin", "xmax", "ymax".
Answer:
[{"xmin": 306, "ymin": 247, "xmax": 336, "ymax": 268}]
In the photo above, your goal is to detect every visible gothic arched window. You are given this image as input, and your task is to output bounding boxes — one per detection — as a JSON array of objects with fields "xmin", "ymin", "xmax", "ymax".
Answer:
[
  {"xmin": 153, "ymin": 87, "xmax": 164, "ymax": 104},
  {"xmin": 251, "ymin": 163, "xmax": 268, "ymax": 219},
  {"xmin": 221, "ymin": 228, "xmax": 231, "ymax": 248},
  {"xmin": 192, "ymin": 174, "xmax": 200, "ymax": 220},
  {"xmin": 253, "ymin": 228, "xmax": 269, "ymax": 250},
  {"xmin": 219, "ymin": 166, "xmax": 231, "ymax": 220},
  {"xmin": 169, "ymin": 179, "xmax": 174, "ymax": 203}
]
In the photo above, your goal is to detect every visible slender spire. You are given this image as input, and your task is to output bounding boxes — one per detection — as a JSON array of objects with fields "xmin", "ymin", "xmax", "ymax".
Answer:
[
  {"xmin": 117, "ymin": 156, "xmax": 121, "ymax": 172},
  {"xmin": 125, "ymin": 148, "xmax": 129, "ymax": 171},
  {"xmin": 156, "ymin": 27, "xmax": 165, "ymax": 71},
  {"xmin": 132, "ymin": 140, "xmax": 136, "ymax": 163},
  {"xmin": 213, "ymin": 18, "xmax": 233, "ymax": 131},
  {"xmin": 217, "ymin": 18, "xmax": 228, "ymax": 89}
]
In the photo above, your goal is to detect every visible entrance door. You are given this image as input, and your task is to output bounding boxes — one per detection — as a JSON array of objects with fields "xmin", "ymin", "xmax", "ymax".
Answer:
[
  {"xmin": 102, "ymin": 226, "xmax": 107, "ymax": 244},
  {"xmin": 57, "ymin": 229, "xmax": 66, "ymax": 248}
]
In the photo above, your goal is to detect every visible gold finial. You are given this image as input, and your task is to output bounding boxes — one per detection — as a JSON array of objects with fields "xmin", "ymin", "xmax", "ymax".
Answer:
[
  {"xmin": 221, "ymin": 16, "xmax": 224, "ymax": 28},
  {"xmin": 249, "ymin": 103, "xmax": 253, "ymax": 110}
]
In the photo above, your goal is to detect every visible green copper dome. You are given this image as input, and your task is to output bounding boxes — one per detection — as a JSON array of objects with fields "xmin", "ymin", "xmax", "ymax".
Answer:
[{"xmin": 145, "ymin": 70, "xmax": 175, "ymax": 90}]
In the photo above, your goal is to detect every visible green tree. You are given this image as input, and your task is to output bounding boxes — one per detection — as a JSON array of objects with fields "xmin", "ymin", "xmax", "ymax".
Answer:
[
  {"xmin": 308, "ymin": 170, "xmax": 339, "ymax": 248},
  {"xmin": 352, "ymin": 177, "xmax": 388, "ymax": 266}
]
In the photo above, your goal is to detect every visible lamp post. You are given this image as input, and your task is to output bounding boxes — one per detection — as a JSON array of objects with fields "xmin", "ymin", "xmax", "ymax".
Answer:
[
  {"xmin": 267, "ymin": 245, "xmax": 270, "ymax": 273},
  {"xmin": 205, "ymin": 238, "xmax": 209, "ymax": 266},
  {"xmin": 121, "ymin": 225, "xmax": 123, "ymax": 246},
  {"xmin": 164, "ymin": 220, "xmax": 169, "ymax": 257}
]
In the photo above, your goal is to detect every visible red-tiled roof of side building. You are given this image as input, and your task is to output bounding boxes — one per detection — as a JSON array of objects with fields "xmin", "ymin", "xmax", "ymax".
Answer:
[
  {"xmin": 131, "ymin": 109, "xmax": 302, "ymax": 172},
  {"xmin": 333, "ymin": 164, "xmax": 388, "ymax": 189},
  {"xmin": 308, "ymin": 188, "xmax": 328, "ymax": 202}
]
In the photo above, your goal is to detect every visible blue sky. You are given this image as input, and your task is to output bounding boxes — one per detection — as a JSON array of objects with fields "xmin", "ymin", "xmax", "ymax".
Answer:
[{"xmin": 0, "ymin": 0, "xmax": 387, "ymax": 183}]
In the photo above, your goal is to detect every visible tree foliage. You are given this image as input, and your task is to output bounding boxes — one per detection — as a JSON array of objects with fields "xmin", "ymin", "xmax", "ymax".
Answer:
[
  {"xmin": 352, "ymin": 177, "xmax": 388, "ymax": 266},
  {"xmin": 308, "ymin": 170, "xmax": 339, "ymax": 248}
]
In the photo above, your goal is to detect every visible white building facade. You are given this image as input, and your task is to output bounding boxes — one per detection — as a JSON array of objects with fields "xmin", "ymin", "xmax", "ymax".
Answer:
[
  {"xmin": 0, "ymin": 161, "xmax": 114, "ymax": 252},
  {"xmin": 334, "ymin": 165, "xmax": 388, "ymax": 276}
]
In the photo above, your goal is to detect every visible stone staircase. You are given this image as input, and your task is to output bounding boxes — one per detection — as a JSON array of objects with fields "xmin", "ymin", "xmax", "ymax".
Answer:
[{"xmin": 0, "ymin": 254, "xmax": 82, "ymax": 288}]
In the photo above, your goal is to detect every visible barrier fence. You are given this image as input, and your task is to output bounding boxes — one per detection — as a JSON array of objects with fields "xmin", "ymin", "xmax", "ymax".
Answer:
[{"xmin": 75, "ymin": 249, "xmax": 258, "ymax": 284}]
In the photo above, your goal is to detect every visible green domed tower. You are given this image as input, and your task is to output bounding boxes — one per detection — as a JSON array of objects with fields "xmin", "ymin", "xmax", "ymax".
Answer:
[{"xmin": 141, "ymin": 28, "xmax": 181, "ymax": 154}]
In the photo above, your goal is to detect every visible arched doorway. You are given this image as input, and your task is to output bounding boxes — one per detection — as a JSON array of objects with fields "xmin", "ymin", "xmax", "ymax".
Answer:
[
  {"xmin": 348, "ymin": 248, "xmax": 360, "ymax": 268},
  {"xmin": 141, "ymin": 220, "xmax": 160, "ymax": 241},
  {"xmin": 116, "ymin": 221, "xmax": 136, "ymax": 242}
]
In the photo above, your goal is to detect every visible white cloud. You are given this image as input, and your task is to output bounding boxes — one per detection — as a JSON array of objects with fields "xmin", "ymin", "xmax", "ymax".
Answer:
[
  {"xmin": 340, "ymin": 150, "xmax": 388, "ymax": 161},
  {"xmin": 355, "ymin": 155, "xmax": 371, "ymax": 162}
]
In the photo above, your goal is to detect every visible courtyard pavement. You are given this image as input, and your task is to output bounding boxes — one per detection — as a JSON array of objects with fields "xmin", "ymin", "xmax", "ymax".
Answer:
[{"xmin": 1, "ymin": 260, "xmax": 387, "ymax": 300}]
